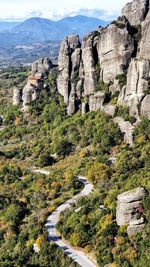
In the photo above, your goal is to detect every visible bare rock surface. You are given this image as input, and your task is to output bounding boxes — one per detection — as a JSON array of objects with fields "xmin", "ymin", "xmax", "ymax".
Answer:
[
  {"xmin": 141, "ymin": 95, "xmax": 150, "ymax": 119},
  {"xmin": 97, "ymin": 19, "xmax": 134, "ymax": 83},
  {"xmin": 13, "ymin": 87, "xmax": 22, "ymax": 105},
  {"xmin": 122, "ymin": 0, "xmax": 149, "ymax": 26},
  {"xmin": 113, "ymin": 117, "xmax": 134, "ymax": 145},
  {"xmin": 116, "ymin": 187, "xmax": 146, "ymax": 236},
  {"xmin": 89, "ymin": 92, "xmax": 105, "ymax": 112}
]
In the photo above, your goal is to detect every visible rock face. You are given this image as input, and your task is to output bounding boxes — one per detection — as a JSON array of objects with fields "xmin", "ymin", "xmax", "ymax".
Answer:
[
  {"xmin": 89, "ymin": 92, "xmax": 105, "ymax": 112},
  {"xmin": 116, "ymin": 187, "xmax": 146, "ymax": 236},
  {"xmin": 13, "ymin": 57, "xmax": 53, "ymax": 109},
  {"xmin": 32, "ymin": 58, "xmax": 53, "ymax": 76},
  {"xmin": 118, "ymin": 59, "xmax": 150, "ymax": 118},
  {"xmin": 113, "ymin": 117, "xmax": 134, "ymax": 145},
  {"xmin": 141, "ymin": 95, "xmax": 150, "ymax": 119},
  {"xmin": 13, "ymin": 87, "xmax": 22, "ymax": 105},
  {"xmin": 122, "ymin": 0, "xmax": 149, "ymax": 26},
  {"xmin": 57, "ymin": 35, "xmax": 81, "ymax": 105},
  {"xmin": 57, "ymin": 18, "xmax": 135, "ymax": 116},
  {"xmin": 97, "ymin": 18, "xmax": 134, "ymax": 83},
  {"xmin": 82, "ymin": 32, "xmax": 97, "ymax": 95},
  {"xmin": 13, "ymin": 0, "xmax": 150, "ymax": 122}
]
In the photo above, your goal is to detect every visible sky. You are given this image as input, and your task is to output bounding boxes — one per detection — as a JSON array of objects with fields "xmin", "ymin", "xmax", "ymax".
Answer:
[{"xmin": 0, "ymin": 0, "xmax": 130, "ymax": 21}]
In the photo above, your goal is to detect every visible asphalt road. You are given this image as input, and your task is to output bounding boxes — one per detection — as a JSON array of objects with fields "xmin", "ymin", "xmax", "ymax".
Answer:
[{"xmin": 32, "ymin": 168, "xmax": 96, "ymax": 267}]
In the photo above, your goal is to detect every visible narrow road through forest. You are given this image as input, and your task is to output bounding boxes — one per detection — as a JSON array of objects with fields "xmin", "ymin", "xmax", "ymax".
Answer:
[{"xmin": 32, "ymin": 168, "xmax": 96, "ymax": 267}]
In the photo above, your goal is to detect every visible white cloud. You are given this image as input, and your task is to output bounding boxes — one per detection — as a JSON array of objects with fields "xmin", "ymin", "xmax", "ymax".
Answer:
[{"xmin": 0, "ymin": 0, "xmax": 129, "ymax": 21}]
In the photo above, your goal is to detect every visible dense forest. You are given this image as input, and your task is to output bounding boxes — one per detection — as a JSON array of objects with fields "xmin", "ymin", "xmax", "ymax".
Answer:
[{"xmin": 0, "ymin": 67, "xmax": 149, "ymax": 267}]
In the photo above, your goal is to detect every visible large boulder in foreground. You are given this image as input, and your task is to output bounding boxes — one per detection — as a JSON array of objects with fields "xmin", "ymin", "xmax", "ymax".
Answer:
[{"xmin": 116, "ymin": 187, "xmax": 146, "ymax": 236}]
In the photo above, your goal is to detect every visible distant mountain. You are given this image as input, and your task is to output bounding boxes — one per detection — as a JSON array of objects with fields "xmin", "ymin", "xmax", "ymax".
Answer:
[
  {"xmin": 0, "ymin": 21, "xmax": 20, "ymax": 32},
  {"xmin": 0, "ymin": 15, "xmax": 107, "ymax": 47}
]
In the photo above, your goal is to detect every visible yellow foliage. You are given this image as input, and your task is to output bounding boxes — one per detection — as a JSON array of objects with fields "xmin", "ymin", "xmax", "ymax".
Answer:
[
  {"xmin": 14, "ymin": 116, "xmax": 21, "ymax": 126},
  {"xmin": 51, "ymin": 181, "xmax": 60, "ymax": 188},
  {"xmin": 35, "ymin": 235, "xmax": 45, "ymax": 248},
  {"xmin": 79, "ymin": 149, "xmax": 86, "ymax": 158},
  {"xmin": 63, "ymin": 170, "xmax": 74, "ymax": 181},
  {"xmin": 26, "ymin": 239, "xmax": 34, "ymax": 248},
  {"xmin": 48, "ymin": 205, "xmax": 56, "ymax": 213},
  {"xmin": 98, "ymin": 213, "xmax": 113, "ymax": 233},
  {"xmin": 18, "ymin": 197, "xmax": 28, "ymax": 204},
  {"xmin": 87, "ymin": 162, "xmax": 111, "ymax": 184},
  {"xmin": 135, "ymin": 135, "xmax": 145, "ymax": 144},
  {"xmin": 123, "ymin": 247, "xmax": 137, "ymax": 262},
  {"xmin": 70, "ymin": 232, "xmax": 81, "ymax": 247},
  {"xmin": 115, "ymin": 236, "xmax": 125, "ymax": 246}
]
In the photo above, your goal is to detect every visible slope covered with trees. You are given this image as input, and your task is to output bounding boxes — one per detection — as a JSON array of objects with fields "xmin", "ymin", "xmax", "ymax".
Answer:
[{"xmin": 0, "ymin": 64, "xmax": 149, "ymax": 267}]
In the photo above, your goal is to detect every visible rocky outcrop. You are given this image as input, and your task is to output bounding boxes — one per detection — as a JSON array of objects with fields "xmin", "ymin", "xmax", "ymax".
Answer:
[
  {"xmin": 57, "ymin": 35, "xmax": 81, "ymax": 105},
  {"xmin": 32, "ymin": 58, "xmax": 53, "ymax": 77},
  {"xmin": 113, "ymin": 117, "xmax": 134, "ymax": 145},
  {"xmin": 13, "ymin": 87, "xmax": 22, "ymax": 105},
  {"xmin": 122, "ymin": 0, "xmax": 149, "ymax": 26},
  {"xmin": 116, "ymin": 187, "xmax": 146, "ymax": 236},
  {"xmin": 13, "ymin": 0, "xmax": 150, "ymax": 121},
  {"xmin": 82, "ymin": 32, "xmax": 98, "ymax": 95},
  {"xmin": 97, "ymin": 18, "xmax": 134, "ymax": 83},
  {"xmin": 13, "ymin": 57, "xmax": 53, "ymax": 109},
  {"xmin": 139, "ymin": 8, "xmax": 150, "ymax": 60},
  {"xmin": 118, "ymin": 1, "xmax": 150, "ymax": 120},
  {"xmin": 89, "ymin": 92, "xmax": 105, "ymax": 112},
  {"xmin": 141, "ymin": 95, "xmax": 150, "ymax": 119},
  {"xmin": 118, "ymin": 59, "xmax": 150, "ymax": 118}
]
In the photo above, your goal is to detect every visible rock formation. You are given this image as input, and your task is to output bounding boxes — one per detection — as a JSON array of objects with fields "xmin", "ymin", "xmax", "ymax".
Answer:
[
  {"xmin": 56, "ymin": 2, "xmax": 150, "ymax": 120},
  {"xmin": 13, "ymin": 0, "xmax": 150, "ymax": 122},
  {"xmin": 97, "ymin": 17, "xmax": 134, "ymax": 83},
  {"xmin": 13, "ymin": 87, "xmax": 22, "ymax": 105},
  {"xmin": 116, "ymin": 187, "xmax": 146, "ymax": 236},
  {"xmin": 113, "ymin": 117, "xmax": 134, "ymax": 145},
  {"xmin": 57, "ymin": 35, "xmax": 81, "ymax": 105},
  {"xmin": 13, "ymin": 58, "xmax": 53, "ymax": 109},
  {"xmin": 122, "ymin": 0, "xmax": 149, "ymax": 26}
]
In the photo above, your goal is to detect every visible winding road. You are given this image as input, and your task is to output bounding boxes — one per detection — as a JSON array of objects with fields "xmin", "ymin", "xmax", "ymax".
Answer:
[{"xmin": 32, "ymin": 169, "xmax": 96, "ymax": 267}]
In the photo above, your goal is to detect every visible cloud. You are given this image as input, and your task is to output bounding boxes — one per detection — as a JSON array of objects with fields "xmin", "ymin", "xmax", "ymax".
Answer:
[
  {"xmin": 29, "ymin": 10, "xmax": 43, "ymax": 18},
  {"xmin": 48, "ymin": 7, "xmax": 118, "ymax": 22}
]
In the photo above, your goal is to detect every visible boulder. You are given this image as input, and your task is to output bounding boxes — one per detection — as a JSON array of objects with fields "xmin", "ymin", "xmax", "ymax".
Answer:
[
  {"xmin": 89, "ymin": 91, "xmax": 105, "ymax": 112},
  {"xmin": 102, "ymin": 105, "xmax": 116, "ymax": 117},
  {"xmin": 113, "ymin": 117, "xmax": 134, "ymax": 145},
  {"xmin": 117, "ymin": 187, "xmax": 146, "ymax": 203},
  {"xmin": 122, "ymin": 0, "xmax": 149, "ymax": 26},
  {"xmin": 116, "ymin": 187, "xmax": 146, "ymax": 235}
]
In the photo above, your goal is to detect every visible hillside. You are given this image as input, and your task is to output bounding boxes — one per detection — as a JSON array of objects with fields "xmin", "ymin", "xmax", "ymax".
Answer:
[
  {"xmin": 0, "ymin": 21, "xmax": 20, "ymax": 32},
  {"xmin": 0, "ymin": 0, "xmax": 150, "ymax": 267}
]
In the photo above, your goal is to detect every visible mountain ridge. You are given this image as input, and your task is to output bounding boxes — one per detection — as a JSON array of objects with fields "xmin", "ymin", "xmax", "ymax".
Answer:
[{"xmin": 0, "ymin": 15, "xmax": 107, "ymax": 46}]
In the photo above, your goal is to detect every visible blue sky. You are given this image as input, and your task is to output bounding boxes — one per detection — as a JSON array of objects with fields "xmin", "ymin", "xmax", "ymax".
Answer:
[{"xmin": 0, "ymin": 0, "xmax": 130, "ymax": 21}]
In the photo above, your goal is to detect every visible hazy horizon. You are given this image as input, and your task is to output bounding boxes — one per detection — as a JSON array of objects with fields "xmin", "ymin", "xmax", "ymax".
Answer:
[{"xmin": 0, "ymin": 0, "xmax": 129, "ymax": 22}]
